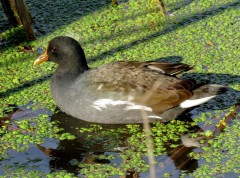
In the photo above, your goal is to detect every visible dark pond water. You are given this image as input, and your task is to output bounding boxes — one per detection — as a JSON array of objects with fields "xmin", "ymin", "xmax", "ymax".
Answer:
[
  {"xmin": 0, "ymin": 107, "xmax": 189, "ymax": 176},
  {"xmin": 1, "ymin": 103, "xmax": 237, "ymax": 178}
]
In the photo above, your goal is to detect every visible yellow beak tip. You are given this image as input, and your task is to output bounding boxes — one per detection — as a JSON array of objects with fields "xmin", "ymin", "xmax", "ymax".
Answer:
[
  {"xmin": 34, "ymin": 49, "xmax": 48, "ymax": 66},
  {"xmin": 33, "ymin": 61, "xmax": 39, "ymax": 66}
]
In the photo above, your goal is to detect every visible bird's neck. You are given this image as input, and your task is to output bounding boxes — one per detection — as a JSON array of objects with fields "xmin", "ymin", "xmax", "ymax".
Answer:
[{"xmin": 55, "ymin": 59, "xmax": 89, "ymax": 81}]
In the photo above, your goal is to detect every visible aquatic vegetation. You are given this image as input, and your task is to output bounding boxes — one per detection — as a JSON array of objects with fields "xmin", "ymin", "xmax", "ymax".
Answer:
[
  {"xmin": 0, "ymin": 114, "xmax": 76, "ymax": 159},
  {"xmin": 190, "ymin": 118, "xmax": 240, "ymax": 177},
  {"xmin": 1, "ymin": 168, "xmax": 76, "ymax": 178},
  {"xmin": 77, "ymin": 120, "xmax": 190, "ymax": 177}
]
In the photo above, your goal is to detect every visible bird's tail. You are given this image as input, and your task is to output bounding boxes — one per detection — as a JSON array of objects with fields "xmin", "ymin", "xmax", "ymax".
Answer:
[{"xmin": 180, "ymin": 84, "xmax": 227, "ymax": 108}]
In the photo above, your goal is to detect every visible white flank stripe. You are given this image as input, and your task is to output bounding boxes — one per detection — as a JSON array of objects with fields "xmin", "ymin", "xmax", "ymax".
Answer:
[
  {"xmin": 148, "ymin": 115, "xmax": 163, "ymax": 119},
  {"xmin": 180, "ymin": 95, "xmax": 216, "ymax": 108},
  {"xmin": 147, "ymin": 65, "xmax": 165, "ymax": 73},
  {"xmin": 92, "ymin": 99, "xmax": 152, "ymax": 112},
  {"xmin": 125, "ymin": 105, "xmax": 152, "ymax": 112}
]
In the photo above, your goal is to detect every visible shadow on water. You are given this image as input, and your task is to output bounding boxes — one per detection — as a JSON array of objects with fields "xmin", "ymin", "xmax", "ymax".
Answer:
[
  {"xmin": 167, "ymin": 0, "xmax": 195, "ymax": 13},
  {"xmin": 37, "ymin": 110, "xmax": 201, "ymax": 176},
  {"xmin": 0, "ymin": 0, "xmax": 128, "ymax": 34},
  {"xmin": 0, "ymin": 0, "xmax": 128, "ymax": 50},
  {"xmin": 1, "ymin": 0, "xmax": 238, "ymax": 55},
  {"xmin": 87, "ymin": 1, "xmax": 239, "ymax": 63},
  {"xmin": 26, "ymin": 0, "xmax": 127, "ymax": 36},
  {"xmin": 2, "ymin": 103, "xmax": 239, "ymax": 177},
  {"xmin": 40, "ymin": 105, "xmax": 240, "ymax": 177},
  {"xmin": 0, "ymin": 73, "xmax": 52, "ymax": 99},
  {"xmin": 2, "ymin": 102, "xmax": 239, "ymax": 177}
]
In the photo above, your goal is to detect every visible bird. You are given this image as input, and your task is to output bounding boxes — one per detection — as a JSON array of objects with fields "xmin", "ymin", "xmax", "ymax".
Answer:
[{"xmin": 34, "ymin": 36, "xmax": 227, "ymax": 124}]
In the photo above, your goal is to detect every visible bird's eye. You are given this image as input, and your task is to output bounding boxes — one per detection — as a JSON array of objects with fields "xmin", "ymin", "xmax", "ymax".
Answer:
[{"xmin": 51, "ymin": 47, "xmax": 57, "ymax": 54}]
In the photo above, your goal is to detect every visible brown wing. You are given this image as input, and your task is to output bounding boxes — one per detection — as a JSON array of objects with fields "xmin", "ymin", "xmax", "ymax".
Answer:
[
  {"xmin": 142, "ymin": 61, "xmax": 193, "ymax": 75},
  {"xmin": 103, "ymin": 61, "xmax": 193, "ymax": 75},
  {"xmin": 90, "ymin": 61, "xmax": 195, "ymax": 114},
  {"xmin": 91, "ymin": 61, "xmax": 193, "ymax": 86},
  {"xmin": 132, "ymin": 79, "xmax": 196, "ymax": 114}
]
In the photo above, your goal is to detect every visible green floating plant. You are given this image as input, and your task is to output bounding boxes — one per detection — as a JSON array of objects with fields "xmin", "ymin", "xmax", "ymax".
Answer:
[
  {"xmin": 190, "ymin": 118, "xmax": 240, "ymax": 177},
  {"xmin": 0, "ymin": 114, "xmax": 76, "ymax": 159},
  {"xmin": 1, "ymin": 168, "xmax": 76, "ymax": 178}
]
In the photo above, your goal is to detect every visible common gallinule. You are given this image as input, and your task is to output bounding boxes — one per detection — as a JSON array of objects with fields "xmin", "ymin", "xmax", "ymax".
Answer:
[{"xmin": 34, "ymin": 36, "xmax": 226, "ymax": 123}]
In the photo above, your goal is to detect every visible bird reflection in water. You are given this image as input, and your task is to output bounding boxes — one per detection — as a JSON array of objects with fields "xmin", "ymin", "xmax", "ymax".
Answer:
[{"xmin": 36, "ymin": 110, "xmax": 202, "ymax": 177}]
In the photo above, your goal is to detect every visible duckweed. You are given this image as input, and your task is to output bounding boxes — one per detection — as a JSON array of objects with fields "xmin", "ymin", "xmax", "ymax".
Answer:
[
  {"xmin": 1, "ymin": 168, "xmax": 76, "ymax": 178},
  {"xmin": 0, "ymin": 114, "xmax": 76, "ymax": 159},
  {"xmin": 191, "ymin": 119, "xmax": 240, "ymax": 177},
  {"xmin": 77, "ymin": 120, "xmax": 191, "ymax": 176}
]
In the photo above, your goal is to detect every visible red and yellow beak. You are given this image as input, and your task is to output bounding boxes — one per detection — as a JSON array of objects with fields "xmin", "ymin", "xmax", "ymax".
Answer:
[{"xmin": 34, "ymin": 49, "xmax": 48, "ymax": 66}]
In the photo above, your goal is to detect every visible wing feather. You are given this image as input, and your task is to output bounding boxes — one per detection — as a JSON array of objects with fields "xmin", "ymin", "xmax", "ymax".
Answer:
[{"xmin": 88, "ymin": 61, "xmax": 195, "ymax": 114}]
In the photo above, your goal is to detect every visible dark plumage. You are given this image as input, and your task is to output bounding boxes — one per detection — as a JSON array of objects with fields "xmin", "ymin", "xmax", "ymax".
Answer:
[{"xmin": 34, "ymin": 36, "xmax": 227, "ymax": 123}]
